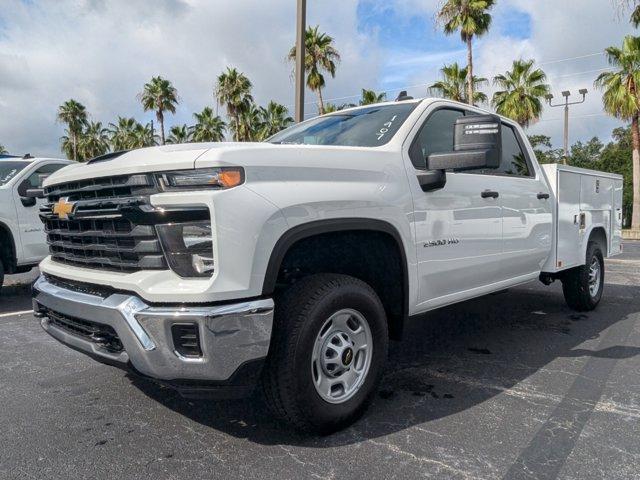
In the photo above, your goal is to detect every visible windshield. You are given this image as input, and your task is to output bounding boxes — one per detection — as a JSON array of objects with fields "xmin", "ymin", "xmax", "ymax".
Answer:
[
  {"xmin": 0, "ymin": 161, "xmax": 28, "ymax": 186},
  {"xmin": 269, "ymin": 103, "xmax": 418, "ymax": 147}
]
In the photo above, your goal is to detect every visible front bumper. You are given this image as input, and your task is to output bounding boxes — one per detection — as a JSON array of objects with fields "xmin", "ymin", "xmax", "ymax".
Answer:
[{"xmin": 32, "ymin": 275, "xmax": 274, "ymax": 396}]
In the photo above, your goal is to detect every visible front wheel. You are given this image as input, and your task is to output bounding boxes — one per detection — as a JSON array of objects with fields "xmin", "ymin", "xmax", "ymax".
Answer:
[
  {"xmin": 561, "ymin": 241, "xmax": 604, "ymax": 311},
  {"xmin": 262, "ymin": 274, "xmax": 388, "ymax": 434}
]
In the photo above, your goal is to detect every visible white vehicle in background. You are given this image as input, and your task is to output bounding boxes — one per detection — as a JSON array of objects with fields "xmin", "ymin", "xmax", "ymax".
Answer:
[
  {"xmin": 0, "ymin": 155, "xmax": 71, "ymax": 290},
  {"xmin": 31, "ymin": 97, "xmax": 623, "ymax": 433}
]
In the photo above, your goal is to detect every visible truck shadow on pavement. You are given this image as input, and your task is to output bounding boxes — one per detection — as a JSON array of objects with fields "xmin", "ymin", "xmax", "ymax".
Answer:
[
  {"xmin": 0, "ymin": 283, "xmax": 35, "ymax": 313},
  {"xmin": 130, "ymin": 282, "xmax": 640, "ymax": 453}
]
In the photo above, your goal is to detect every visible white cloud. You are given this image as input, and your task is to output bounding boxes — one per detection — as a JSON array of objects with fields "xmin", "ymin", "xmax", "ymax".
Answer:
[
  {"xmin": 475, "ymin": 0, "xmax": 635, "ymax": 146},
  {"xmin": 0, "ymin": 0, "xmax": 380, "ymax": 156},
  {"xmin": 0, "ymin": 0, "xmax": 635, "ymax": 156}
]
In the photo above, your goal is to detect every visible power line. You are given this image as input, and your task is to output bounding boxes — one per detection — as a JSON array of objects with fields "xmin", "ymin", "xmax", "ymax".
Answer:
[
  {"xmin": 300, "ymin": 51, "xmax": 610, "ymax": 110},
  {"xmin": 538, "ymin": 52, "xmax": 604, "ymax": 66},
  {"xmin": 537, "ymin": 113, "xmax": 608, "ymax": 123}
]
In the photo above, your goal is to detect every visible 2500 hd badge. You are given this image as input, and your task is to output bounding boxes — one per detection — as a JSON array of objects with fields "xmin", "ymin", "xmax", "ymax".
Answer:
[{"xmin": 423, "ymin": 238, "xmax": 460, "ymax": 248}]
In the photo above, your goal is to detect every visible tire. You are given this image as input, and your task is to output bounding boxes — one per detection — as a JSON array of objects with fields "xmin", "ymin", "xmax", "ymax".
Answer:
[
  {"xmin": 0, "ymin": 257, "xmax": 4, "ymax": 294},
  {"xmin": 562, "ymin": 241, "xmax": 604, "ymax": 311},
  {"xmin": 262, "ymin": 274, "xmax": 388, "ymax": 434}
]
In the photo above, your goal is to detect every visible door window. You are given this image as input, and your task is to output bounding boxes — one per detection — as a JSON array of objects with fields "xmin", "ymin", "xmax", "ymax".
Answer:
[
  {"xmin": 18, "ymin": 163, "xmax": 66, "ymax": 196},
  {"xmin": 497, "ymin": 125, "xmax": 532, "ymax": 177},
  {"xmin": 410, "ymin": 108, "xmax": 464, "ymax": 169}
]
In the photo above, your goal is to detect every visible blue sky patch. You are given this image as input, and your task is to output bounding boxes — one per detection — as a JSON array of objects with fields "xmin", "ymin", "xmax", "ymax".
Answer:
[{"xmin": 497, "ymin": 7, "xmax": 531, "ymax": 40}]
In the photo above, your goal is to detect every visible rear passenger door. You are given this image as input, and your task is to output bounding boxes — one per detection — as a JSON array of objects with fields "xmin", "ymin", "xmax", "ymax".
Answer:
[{"xmin": 405, "ymin": 106, "xmax": 504, "ymax": 311}]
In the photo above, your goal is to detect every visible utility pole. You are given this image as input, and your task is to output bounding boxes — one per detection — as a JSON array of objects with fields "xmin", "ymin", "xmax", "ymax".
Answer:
[
  {"xmin": 295, "ymin": 0, "xmax": 306, "ymax": 123},
  {"xmin": 545, "ymin": 89, "xmax": 588, "ymax": 165}
]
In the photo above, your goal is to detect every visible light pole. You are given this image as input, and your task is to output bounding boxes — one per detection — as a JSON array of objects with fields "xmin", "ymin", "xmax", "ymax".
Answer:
[
  {"xmin": 295, "ymin": 0, "xmax": 306, "ymax": 123},
  {"xmin": 545, "ymin": 89, "xmax": 588, "ymax": 164}
]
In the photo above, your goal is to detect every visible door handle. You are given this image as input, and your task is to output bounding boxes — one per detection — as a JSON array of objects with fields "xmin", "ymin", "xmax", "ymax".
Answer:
[
  {"xmin": 537, "ymin": 192, "xmax": 550, "ymax": 200},
  {"xmin": 481, "ymin": 190, "xmax": 499, "ymax": 199}
]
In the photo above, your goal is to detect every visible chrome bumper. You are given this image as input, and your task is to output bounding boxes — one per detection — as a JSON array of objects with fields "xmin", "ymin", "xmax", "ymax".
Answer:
[{"xmin": 32, "ymin": 275, "xmax": 274, "ymax": 382}]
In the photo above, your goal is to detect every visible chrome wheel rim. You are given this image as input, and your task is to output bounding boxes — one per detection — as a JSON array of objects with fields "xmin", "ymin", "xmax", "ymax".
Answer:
[
  {"xmin": 588, "ymin": 257, "xmax": 601, "ymax": 297},
  {"xmin": 311, "ymin": 308, "xmax": 373, "ymax": 404}
]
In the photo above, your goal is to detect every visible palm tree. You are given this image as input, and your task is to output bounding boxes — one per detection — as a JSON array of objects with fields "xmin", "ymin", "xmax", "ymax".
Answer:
[
  {"xmin": 492, "ymin": 59, "xmax": 550, "ymax": 128},
  {"xmin": 438, "ymin": 0, "xmax": 495, "ymax": 105},
  {"xmin": 288, "ymin": 26, "xmax": 341, "ymax": 115},
  {"xmin": 138, "ymin": 76, "xmax": 179, "ymax": 145},
  {"xmin": 60, "ymin": 133, "xmax": 76, "ymax": 161},
  {"xmin": 259, "ymin": 101, "xmax": 294, "ymax": 139},
  {"xmin": 234, "ymin": 103, "xmax": 262, "ymax": 142},
  {"xmin": 429, "ymin": 62, "xmax": 488, "ymax": 104},
  {"xmin": 595, "ymin": 35, "xmax": 640, "ymax": 230},
  {"xmin": 79, "ymin": 121, "xmax": 110, "ymax": 160},
  {"xmin": 166, "ymin": 124, "xmax": 193, "ymax": 144},
  {"xmin": 192, "ymin": 107, "xmax": 226, "ymax": 142},
  {"xmin": 323, "ymin": 103, "xmax": 338, "ymax": 113},
  {"xmin": 57, "ymin": 99, "xmax": 88, "ymax": 161},
  {"xmin": 0, "ymin": 144, "xmax": 7, "ymax": 154},
  {"xmin": 108, "ymin": 116, "xmax": 138, "ymax": 151},
  {"xmin": 131, "ymin": 122, "xmax": 157, "ymax": 148},
  {"xmin": 360, "ymin": 89, "xmax": 386, "ymax": 105},
  {"xmin": 215, "ymin": 68, "xmax": 253, "ymax": 141}
]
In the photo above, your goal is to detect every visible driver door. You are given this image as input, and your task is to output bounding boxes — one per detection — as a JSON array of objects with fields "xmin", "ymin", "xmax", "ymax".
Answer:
[
  {"xmin": 405, "ymin": 106, "xmax": 503, "ymax": 312},
  {"xmin": 14, "ymin": 162, "xmax": 67, "ymax": 263}
]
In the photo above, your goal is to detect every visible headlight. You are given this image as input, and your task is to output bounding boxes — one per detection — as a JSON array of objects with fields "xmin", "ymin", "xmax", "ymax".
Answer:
[
  {"xmin": 156, "ymin": 221, "xmax": 214, "ymax": 277},
  {"xmin": 159, "ymin": 167, "xmax": 244, "ymax": 190}
]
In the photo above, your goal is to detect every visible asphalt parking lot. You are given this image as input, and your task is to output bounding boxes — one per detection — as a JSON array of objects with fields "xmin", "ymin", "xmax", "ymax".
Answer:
[{"xmin": 1, "ymin": 244, "xmax": 639, "ymax": 480}]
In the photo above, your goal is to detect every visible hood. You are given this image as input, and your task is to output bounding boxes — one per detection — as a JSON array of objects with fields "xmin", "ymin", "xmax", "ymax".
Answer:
[
  {"xmin": 194, "ymin": 142, "xmax": 392, "ymax": 171},
  {"xmin": 44, "ymin": 141, "xmax": 394, "ymax": 187},
  {"xmin": 43, "ymin": 144, "xmax": 216, "ymax": 187}
]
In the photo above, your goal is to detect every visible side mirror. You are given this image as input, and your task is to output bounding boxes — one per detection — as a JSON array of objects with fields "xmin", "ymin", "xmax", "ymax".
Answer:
[
  {"xmin": 17, "ymin": 179, "xmax": 31, "ymax": 197},
  {"xmin": 427, "ymin": 115, "xmax": 502, "ymax": 171},
  {"xmin": 25, "ymin": 188, "xmax": 45, "ymax": 198}
]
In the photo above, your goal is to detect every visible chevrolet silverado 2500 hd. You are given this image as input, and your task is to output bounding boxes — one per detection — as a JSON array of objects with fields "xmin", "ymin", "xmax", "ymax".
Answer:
[
  {"xmin": 0, "ymin": 155, "xmax": 71, "ymax": 290},
  {"xmin": 32, "ymin": 98, "xmax": 623, "ymax": 433}
]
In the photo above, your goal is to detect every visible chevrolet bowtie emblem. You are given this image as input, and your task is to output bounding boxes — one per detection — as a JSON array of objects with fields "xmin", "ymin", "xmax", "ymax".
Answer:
[{"xmin": 53, "ymin": 197, "xmax": 75, "ymax": 219}]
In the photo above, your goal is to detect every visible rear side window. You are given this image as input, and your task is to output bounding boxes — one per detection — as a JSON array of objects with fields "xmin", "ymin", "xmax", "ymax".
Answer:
[
  {"xmin": 410, "ymin": 108, "xmax": 464, "ymax": 169},
  {"xmin": 497, "ymin": 125, "xmax": 532, "ymax": 177}
]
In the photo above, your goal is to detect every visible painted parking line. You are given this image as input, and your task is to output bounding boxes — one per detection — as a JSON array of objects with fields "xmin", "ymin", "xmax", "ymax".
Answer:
[{"xmin": 0, "ymin": 310, "xmax": 33, "ymax": 318}]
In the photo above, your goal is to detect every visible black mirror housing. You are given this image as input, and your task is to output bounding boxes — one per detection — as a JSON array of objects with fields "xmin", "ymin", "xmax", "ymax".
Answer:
[
  {"xmin": 20, "ymin": 196, "xmax": 37, "ymax": 207},
  {"xmin": 427, "ymin": 114, "xmax": 502, "ymax": 171},
  {"xmin": 25, "ymin": 188, "xmax": 45, "ymax": 199}
]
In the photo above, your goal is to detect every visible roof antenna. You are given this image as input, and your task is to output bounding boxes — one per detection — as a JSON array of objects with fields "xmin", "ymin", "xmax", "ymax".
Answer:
[
  {"xmin": 22, "ymin": 153, "xmax": 34, "ymax": 159},
  {"xmin": 395, "ymin": 90, "xmax": 413, "ymax": 101}
]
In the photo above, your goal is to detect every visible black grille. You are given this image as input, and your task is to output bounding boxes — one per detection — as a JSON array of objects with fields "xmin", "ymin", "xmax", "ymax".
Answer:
[
  {"xmin": 43, "ymin": 307, "xmax": 123, "ymax": 353},
  {"xmin": 43, "ymin": 274, "xmax": 117, "ymax": 298},
  {"xmin": 41, "ymin": 174, "xmax": 168, "ymax": 273}
]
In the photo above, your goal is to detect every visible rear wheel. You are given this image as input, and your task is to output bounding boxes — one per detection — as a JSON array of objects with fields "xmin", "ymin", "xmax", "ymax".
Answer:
[
  {"xmin": 262, "ymin": 274, "xmax": 388, "ymax": 434},
  {"xmin": 562, "ymin": 241, "xmax": 604, "ymax": 311}
]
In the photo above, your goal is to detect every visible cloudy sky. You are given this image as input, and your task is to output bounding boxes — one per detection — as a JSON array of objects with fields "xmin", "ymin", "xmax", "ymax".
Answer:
[{"xmin": 0, "ymin": 0, "xmax": 635, "ymax": 157}]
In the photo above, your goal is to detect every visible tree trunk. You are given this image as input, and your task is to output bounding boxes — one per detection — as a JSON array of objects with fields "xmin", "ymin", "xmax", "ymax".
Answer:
[
  {"xmin": 317, "ymin": 87, "xmax": 325, "ymax": 115},
  {"xmin": 466, "ymin": 36, "xmax": 474, "ymax": 105},
  {"xmin": 632, "ymin": 114, "xmax": 640, "ymax": 230},
  {"xmin": 158, "ymin": 112, "xmax": 165, "ymax": 145},
  {"xmin": 72, "ymin": 131, "xmax": 77, "ymax": 162}
]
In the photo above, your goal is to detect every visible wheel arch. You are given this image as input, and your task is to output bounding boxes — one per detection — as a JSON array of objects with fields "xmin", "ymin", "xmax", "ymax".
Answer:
[
  {"xmin": 584, "ymin": 225, "xmax": 608, "ymax": 259},
  {"xmin": 262, "ymin": 218, "xmax": 410, "ymax": 339},
  {"xmin": 0, "ymin": 221, "xmax": 17, "ymax": 273}
]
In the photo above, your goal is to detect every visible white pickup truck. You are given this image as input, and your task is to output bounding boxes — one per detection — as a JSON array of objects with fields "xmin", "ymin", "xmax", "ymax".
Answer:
[
  {"xmin": 32, "ymin": 98, "xmax": 623, "ymax": 433},
  {"xmin": 0, "ymin": 155, "xmax": 71, "ymax": 289}
]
